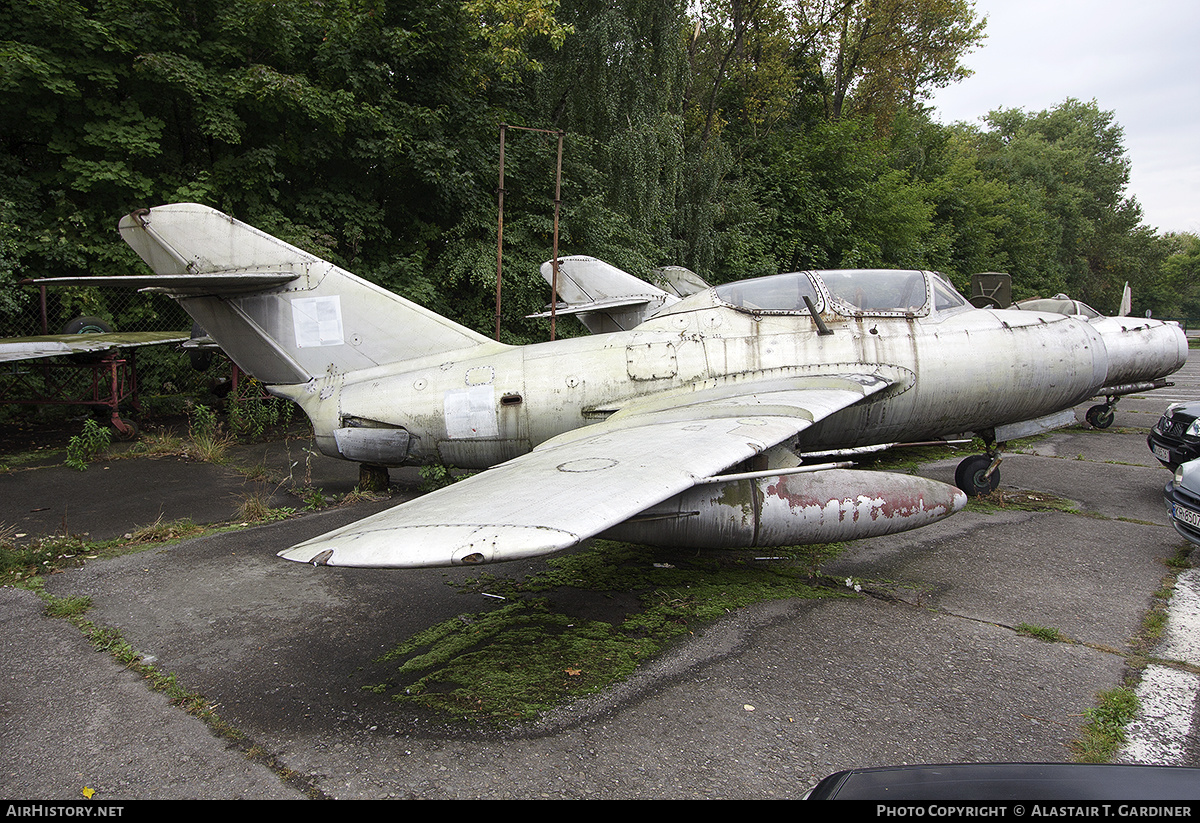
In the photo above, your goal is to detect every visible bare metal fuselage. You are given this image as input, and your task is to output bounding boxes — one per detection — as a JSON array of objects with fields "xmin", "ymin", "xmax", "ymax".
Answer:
[
  {"xmin": 127, "ymin": 204, "xmax": 1179, "ymax": 475},
  {"xmin": 49, "ymin": 203, "xmax": 1186, "ymax": 565},
  {"xmin": 281, "ymin": 296, "xmax": 1175, "ymax": 471}
]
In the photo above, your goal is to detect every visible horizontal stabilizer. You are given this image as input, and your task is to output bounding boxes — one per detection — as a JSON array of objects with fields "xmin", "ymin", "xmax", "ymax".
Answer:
[
  {"xmin": 538, "ymin": 256, "xmax": 682, "ymax": 333},
  {"xmin": 31, "ymin": 272, "xmax": 300, "ymax": 296},
  {"xmin": 527, "ymin": 295, "xmax": 659, "ymax": 319},
  {"xmin": 55, "ymin": 204, "xmax": 500, "ymax": 385}
]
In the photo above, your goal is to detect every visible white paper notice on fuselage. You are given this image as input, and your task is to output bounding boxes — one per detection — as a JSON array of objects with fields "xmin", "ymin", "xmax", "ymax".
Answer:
[
  {"xmin": 292, "ymin": 295, "xmax": 344, "ymax": 347},
  {"xmin": 444, "ymin": 385, "xmax": 499, "ymax": 439}
]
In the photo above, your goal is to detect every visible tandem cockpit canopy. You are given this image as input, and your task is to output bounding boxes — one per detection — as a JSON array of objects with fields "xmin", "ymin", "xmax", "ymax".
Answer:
[{"xmin": 709, "ymin": 269, "xmax": 970, "ymax": 318}]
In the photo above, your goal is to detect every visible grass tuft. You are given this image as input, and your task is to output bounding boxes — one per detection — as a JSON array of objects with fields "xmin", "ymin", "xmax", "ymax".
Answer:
[
  {"xmin": 1073, "ymin": 687, "xmax": 1140, "ymax": 763},
  {"xmin": 1015, "ymin": 622, "xmax": 1064, "ymax": 642}
]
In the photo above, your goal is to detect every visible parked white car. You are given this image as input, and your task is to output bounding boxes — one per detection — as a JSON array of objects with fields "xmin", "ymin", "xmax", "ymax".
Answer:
[{"xmin": 1165, "ymin": 458, "xmax": 1200, "ymax": 545}]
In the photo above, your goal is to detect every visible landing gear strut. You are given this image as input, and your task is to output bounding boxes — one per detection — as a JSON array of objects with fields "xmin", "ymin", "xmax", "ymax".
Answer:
[
  {"xmin": 359, "ymin": 463, "xmax": 390, "ymax": 492},
  {"xmin": 955, "ymin": 431, "xmax": 1002, "ymax": 497}
]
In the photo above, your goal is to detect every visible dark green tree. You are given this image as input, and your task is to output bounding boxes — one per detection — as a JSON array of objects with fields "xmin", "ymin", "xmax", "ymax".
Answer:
[
  {"xmin": 1148, "ymin": 233, "xmax": 1200, "ymax": 319},
  {"xmin": 966, "ymin": 99, "xmax": 1152, "ymax": 307}
]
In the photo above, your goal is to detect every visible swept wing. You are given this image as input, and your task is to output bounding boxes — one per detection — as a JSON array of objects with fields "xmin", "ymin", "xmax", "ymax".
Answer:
[
  {"xmin": 279, "ymin": 373, "xmax": 892, "ymax": 568},
  {"xmin": 0, "ymin": 330, "xmax": 191, "ymax": 364}
]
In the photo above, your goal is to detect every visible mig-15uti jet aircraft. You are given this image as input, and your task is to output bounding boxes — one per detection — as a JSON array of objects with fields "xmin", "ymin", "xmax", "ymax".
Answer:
[{"xmin": 33, "ymin": 203, "xmax": 1188, "ymax": 568}]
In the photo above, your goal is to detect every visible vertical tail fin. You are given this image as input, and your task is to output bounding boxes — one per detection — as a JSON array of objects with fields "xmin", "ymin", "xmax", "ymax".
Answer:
[
  {"xmin": 120, "ymin": 204, "xmax": 495, "ymax": 384},
  {"xmin": 533, "ymin": 256, "xmax": 709, "ymax": 334}
]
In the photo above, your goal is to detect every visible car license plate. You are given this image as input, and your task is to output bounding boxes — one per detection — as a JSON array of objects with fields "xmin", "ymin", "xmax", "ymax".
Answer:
[
  {"xmin": 1172, "ymin": 502, "xmax": 1200, "ymax": 529},
  {"xmin": 1153, "ymin": 445, "xmax": 1172, "ymax": 461}
]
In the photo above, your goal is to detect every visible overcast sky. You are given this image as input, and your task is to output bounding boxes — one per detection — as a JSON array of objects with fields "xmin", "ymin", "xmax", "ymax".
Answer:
[{"xmin": 927, "ymin": 0, "xmax": 1200, "ymax": 236}]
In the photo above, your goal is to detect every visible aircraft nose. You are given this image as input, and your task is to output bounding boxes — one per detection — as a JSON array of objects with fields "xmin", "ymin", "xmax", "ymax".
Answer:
[{"xmin": 1093, "ymin": 316, "xmax": 1188, "ymax": 388}]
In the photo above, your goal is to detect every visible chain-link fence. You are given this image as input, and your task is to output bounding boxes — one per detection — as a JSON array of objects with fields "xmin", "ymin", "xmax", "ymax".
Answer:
[
  {"xmin": 1, "ymin": 282, "xmax": 232, "ymax": 424},
  {"xmin": 6, "ymin": 282, "xmax": 190, "ymax": 338}
]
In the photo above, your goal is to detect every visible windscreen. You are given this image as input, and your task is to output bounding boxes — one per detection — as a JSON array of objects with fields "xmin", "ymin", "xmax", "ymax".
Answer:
[{"xmin": 818, "ymin": 269, "xmax": 929, "ymax": 315}]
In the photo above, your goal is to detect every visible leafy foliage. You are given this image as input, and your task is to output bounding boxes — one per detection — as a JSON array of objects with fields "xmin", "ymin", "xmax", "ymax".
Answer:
[
  {"xmin": 797, "ymin": 0, "xmax": 986, "ymax": 125},
  {"xmin": 64, "ymin": 419, "xmax": 112, "ymax": 471},
  {"xmin": 0, "ymin": 0, "xmax": 1185, "ymax": 352}
]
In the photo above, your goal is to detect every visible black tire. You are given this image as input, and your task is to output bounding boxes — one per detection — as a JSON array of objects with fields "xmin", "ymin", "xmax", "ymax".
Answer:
[
  {"xmin": 188, "ymin": 349, "xmax": 214, "ymax": 371},
  {"xmin": 955, "ymin": 454, "xmax": 1000, "ymax": 496},
  {"xmin": 61, "ymin": 316, "xmax": 113, "ymax": 335},
  {"xmin": 187, "ymin": 322, "xmax": 215, "ymax": 371},
  {"xmin": 1086, "ymin": 404, "xmax": 1115, "ymax": 429},
  {"xmin": 61, "ymin": 316, "xmax": 114, "ymax": 362},
  {"xmin": 113, "ymin": 418, "xmax": 140, "ymax": 440}
]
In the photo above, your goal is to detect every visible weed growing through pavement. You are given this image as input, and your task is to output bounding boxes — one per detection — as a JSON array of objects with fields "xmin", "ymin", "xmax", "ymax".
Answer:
[
  {"xmin": 1073, "ymin": 687, "xmax": 1140, "ymax": 763},
  {"xmin": 299, "ymin": 487, "xmax": 328, "ymax": 511},
  {"xmin": 418, "ymin": 462, "xmax": 476, "ymax": 492},
  {"xmin": 126, "ymin": 515, "xmax": 205, "ymax": 544},
  {"xmin": 228, "ymin": 380, "xmax": 294, "ymax": 440},
  {"xmin": 0, "ymin": 531, "xmax": 96, "ymax": 585},
  {"xmin": 235, "ymin": 488, "xmax": 297, "ymax": 523},
  {"xmin": 417, "ymin": 463, "xmax": 453, "ymax": 491},
  {"xmin": 1016, "ymin": 622, "xmax": 1064, "ymax": 642},
  {"xmin": 2, "ymin": 518, "xmax": 224, "ymax": 587},
  {"xmin": 127, "ymin": 429, "xmax": 187, "ymax": 457},
  {"xmin": 1165, "ymin": 545, "xmax": 1194, "ymax": 570},
  {"xmin": 64, "ymin": 419, "xmax": 112, "ymax": 471},
  {"xmin": 187, "ymin": 403, "xmax": 231, "ymax": 463}
]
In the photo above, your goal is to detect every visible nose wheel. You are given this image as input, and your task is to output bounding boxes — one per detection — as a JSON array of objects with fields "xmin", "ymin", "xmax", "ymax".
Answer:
[{"xmin": 955, "ymin": 453, "xmax": 1001, "ymax": 497}]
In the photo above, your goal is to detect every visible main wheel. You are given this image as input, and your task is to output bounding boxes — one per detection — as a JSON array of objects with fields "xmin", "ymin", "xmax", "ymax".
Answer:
[
  {"xmin": 955, "ymin": 454, "xmax": 1000, "ymax": 496},
  {"xmin": 61, "ymin": 316, "xmax": 114, "ymax": 362},
  {"xmin": 112, "ymin": 417, "xmax": 140, "ymax": 440},
  {"xmin": 1086, "ymin": 404, "xmax": 1115, "ymax": 429},
  {"xmin": 187, "ymin": 322, "xmax": 215, "ymax": 371},
  {"xmin": 61, "ymin": 316, "xmax": 113, "ymax": 335}
]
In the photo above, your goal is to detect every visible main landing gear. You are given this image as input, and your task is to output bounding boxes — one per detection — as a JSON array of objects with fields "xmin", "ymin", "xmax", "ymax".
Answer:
[
  {"xmin": 359, "ymin": 463, "xmax": 391, "ymax": 492},
  {"xmin": 1085, "ymin": 399, "xmax": 1117, "ymax": 429},
  {"xmin": 955, "ymin": 431, "xmax": 1002, "ymax": 497}
]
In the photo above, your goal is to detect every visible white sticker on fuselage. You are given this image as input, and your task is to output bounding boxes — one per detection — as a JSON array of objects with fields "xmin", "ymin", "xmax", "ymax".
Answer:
[
  {"xmin": 292, "ymin": 296, "xmax": 344, "ymax": 347},
  {"xmin": 444, "ymin": 385, "xmax": 499, "ymax": 439}
]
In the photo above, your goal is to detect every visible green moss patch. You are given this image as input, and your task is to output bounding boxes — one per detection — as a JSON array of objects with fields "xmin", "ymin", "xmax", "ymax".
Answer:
[{"xmin": 366, "ymin": 540, "xmax": 854, "ymax": 722}]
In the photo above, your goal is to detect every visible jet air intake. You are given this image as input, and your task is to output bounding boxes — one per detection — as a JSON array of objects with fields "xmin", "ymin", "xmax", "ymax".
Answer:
[{"xmin": 599, "ymin": 469, "xmax": 966, "ymax": 548}]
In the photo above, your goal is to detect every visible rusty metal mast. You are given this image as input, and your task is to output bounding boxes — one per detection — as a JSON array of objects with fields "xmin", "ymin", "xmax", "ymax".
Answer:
[{"xmin": 494, "ymin": 124, "xmax": 565, "ymax": 341}]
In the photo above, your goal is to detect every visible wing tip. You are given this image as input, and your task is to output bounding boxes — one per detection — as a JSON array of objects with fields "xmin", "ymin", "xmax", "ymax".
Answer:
[{"xmin": 279, "ymin": 524, "xmax": 580, "ymax": 569}]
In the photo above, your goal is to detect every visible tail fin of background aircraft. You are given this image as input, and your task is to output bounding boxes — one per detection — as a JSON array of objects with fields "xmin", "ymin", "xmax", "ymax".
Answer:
[
  {"xmin": 531, "ymin": 256, "xmax": 709, "ymax": 333},
  {"xmin": 118, "ymin": 204, "xmax": 495, "ymax": 385},
  {"xmin": 1119, "ymin": 282, "xmax": 1132, "ymax": 317}
]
